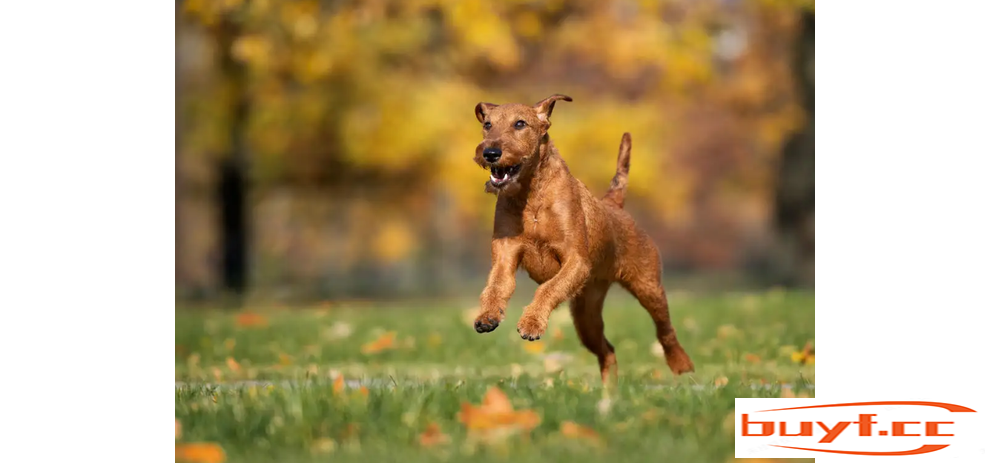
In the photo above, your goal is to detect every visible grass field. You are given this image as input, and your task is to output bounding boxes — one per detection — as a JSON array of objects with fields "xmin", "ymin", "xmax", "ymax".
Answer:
[{"xmin": 175, "ymin": 289, "xmax": 814, "ymax": 463}]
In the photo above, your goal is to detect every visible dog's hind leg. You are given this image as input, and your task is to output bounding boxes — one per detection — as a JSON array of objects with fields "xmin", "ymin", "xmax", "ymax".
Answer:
[
  {"xmin": 622, "ymin": 276, "xmax": 695, "ymax": 375},
  {"xmin": 569, "ymin": 281, "xmax": 617, "ymax": 384}
]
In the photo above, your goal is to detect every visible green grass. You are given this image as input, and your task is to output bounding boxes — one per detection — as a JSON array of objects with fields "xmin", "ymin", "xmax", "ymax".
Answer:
[{"xmin": 176, "ymin": 289, "xmax": 814, "ymax": 463}]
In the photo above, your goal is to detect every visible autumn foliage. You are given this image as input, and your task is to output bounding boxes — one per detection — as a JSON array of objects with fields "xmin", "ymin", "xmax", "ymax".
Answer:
[{"xmin": 176, "ymin": 0, "xmax": 814, "ymax": 299}]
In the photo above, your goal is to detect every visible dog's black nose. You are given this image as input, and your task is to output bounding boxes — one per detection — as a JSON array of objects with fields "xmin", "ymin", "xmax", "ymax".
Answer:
[{"xmin": 483, "ymin": 147, "xmax": 502, "ymax": 163}]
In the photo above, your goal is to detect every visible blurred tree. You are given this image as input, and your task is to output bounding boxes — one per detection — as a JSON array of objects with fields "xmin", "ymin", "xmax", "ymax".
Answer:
[
  {"xmin": 176, "ymin": 0, "xmax": 815, "ymax": 300},
  {"xmin": 771, "ymin": 8, "xmax": 814, "ymax": 287}
]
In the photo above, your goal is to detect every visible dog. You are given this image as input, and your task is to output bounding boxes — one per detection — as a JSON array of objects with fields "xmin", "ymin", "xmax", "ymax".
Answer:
[{"xmin": 471, "ymin": 94, "xmax": 695, "ymax": 382}]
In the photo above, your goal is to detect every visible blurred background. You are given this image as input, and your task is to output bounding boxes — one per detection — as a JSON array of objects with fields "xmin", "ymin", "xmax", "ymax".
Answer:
[{"xmin": 175, "ymin": 0, "xmax": 815, "ymax": 305}]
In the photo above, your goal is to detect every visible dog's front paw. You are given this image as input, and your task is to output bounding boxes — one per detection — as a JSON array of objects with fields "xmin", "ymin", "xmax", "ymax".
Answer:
[
  {"xmin": 516, "ymin": 315, "xmax": 547, "ymax": 341},
  {"xmin": 473, "ymin": 308, "xmax": 504, "ymax": 333}
]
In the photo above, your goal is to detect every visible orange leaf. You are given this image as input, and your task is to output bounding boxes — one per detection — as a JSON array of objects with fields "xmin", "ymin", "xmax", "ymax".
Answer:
[
  {"xmin": 175, "ymin": 419, "xmax": 182, "ymax": 440},
  {"xmin": 333, "ymin": 375, "xmax": 345, "ymax": 394},
  {"xmin": 175, "ymin": 443, "xmax": 226, "ymax": 463},
  {"xmin": 744, "ymin": 353, "xmax": 761, "ymax": 364},
  {"xmin": 358, "ymin": 386, "xmax": 369, "ymax": 397},
  {"xmin": 279, "ymin": 353, "xmax": 293, "ymax": 366},
  {"xmin": 419, "ymin": 423, "xmax": 450, "ymax": 447},
  {"xmin": 481, "ymin": 386, "xmax": 514, "ymax": 414},
  {"xmin": 560, "ymin": 421, "xmax": 599, "ymax": 443},
  {"xmin": 714, "ymin": 376, "xmax": 729, "ymax": 387},
  {"xmin": 361, "ymin": 331, "xmax": 397, "ymax": 354},
  {"xmin": 235, "ymin": 313, "xmax": 268, "ymax": 328},
  {"xmin": 458, "ymin": 386, "xmax": 542, "ymax": 435},
  {"xmin": 225, "ymin": 357, "xmax": 241, "ymax": 372}
]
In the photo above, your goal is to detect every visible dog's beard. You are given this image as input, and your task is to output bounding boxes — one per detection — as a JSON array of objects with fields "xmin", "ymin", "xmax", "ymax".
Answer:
[{"xmin": 484, "ymin": 159, "xmax": 530, "ymax": 196}]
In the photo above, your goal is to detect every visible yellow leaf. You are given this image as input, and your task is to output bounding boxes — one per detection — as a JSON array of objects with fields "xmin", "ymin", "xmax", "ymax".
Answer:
[
  {"xmin": 523, "ymin": 341, "xmax": 545, "ymax": 354},
  {"xmin": 311, "ymin": 438, "xmax": 336, "ymax": 454},
  {"xmin": 175, "ymin": 443, "xmax": 226, "ymax": 463}
]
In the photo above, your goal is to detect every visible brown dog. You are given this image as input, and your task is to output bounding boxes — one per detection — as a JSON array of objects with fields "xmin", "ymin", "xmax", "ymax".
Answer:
[{"xmin": 471, "ymin": 94, "xmax": 695, "ymax": 382}]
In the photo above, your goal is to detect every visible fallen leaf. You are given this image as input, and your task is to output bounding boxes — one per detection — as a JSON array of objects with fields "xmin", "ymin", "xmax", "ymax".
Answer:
[
  {"xmin": 419, "ymin": 423, "xmax": 450, "ymax": 447},
  {"xmin": 333, "ymin": 375, "xmax": 345, "ymax": 394},
  {"xmin": 596, "ymin": 397, "xmax": 612, "ymax": 416},
  {"xmin": 714, "ymin": 376, "xmax": 729, "ymax": 387},
  {"xmin": 717, "ymin": 324, "xmax": 739, "ymax": 339},
  {"xmin": 361, "ymin": 331, "xmax": 397, "ymax": 354},
  {"xmin": 175, "ymin": 443, "xmax": 226, "ymax": 463},
  {"xmin": 523, "ymin": 341, "xmax": 545, "ymax": 354},
  {"xmin": 225, "ymin": 357, "xmax": 241, "ymax": 373},
  {"xmin": 323, "ymin": 322, "xmax": 353, "ymax": 341},
  {"xmin": 458, "ymin": 386, "xmax": 542, "ymax": 441},
  {"xmin": 791, "ymin": 341, "xmax": 815, "ymax": 365},
  {"xmin": 650, "ymin": 341, "xmax": 665, "ymax": 358},
  {"xmin": 358, "ymin": 386, "xmax": 369, "ymax": 397},
  {"xmin": 279, "ymin": 353, "xmax": 293, "ymax": 366},
  {"xmin": 311, "ymin": 438, "xmax": 336, "ymax": 454},
  {"xmin": 175, "ymin": 419, "xmax": 181, "ymax": 440},
  {"xmin": 235, "ymin": 313, "xmax": 268, "ymax": 328},
  {"xmin": 561, "ymin": 421, "xmax": 600, "ymax": 444},
  {"xmin": 744, "ymin": 353, "xmax": 761, "ymax": 364}
]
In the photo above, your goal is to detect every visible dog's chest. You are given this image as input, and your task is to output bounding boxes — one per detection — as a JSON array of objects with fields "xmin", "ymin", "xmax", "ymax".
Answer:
[{"xmin": 519, "ymin": 208, "xmax": 564, "ymax": 283}]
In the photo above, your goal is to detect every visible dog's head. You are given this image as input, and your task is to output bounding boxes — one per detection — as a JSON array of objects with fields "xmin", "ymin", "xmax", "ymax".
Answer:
[{"xmin": 474, "ymin": 94, "xmax": 572, "ymax": 193}]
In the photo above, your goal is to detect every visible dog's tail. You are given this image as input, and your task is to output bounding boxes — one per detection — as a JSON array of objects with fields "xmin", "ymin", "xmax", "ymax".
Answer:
[{"xmin": 603, "ymin": 133, "xmax": 631, "ymax": 208}]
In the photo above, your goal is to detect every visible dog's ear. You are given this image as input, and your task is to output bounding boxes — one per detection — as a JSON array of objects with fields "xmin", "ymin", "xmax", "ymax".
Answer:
[
  {"xmin": 533, "ymin": 94, "xmax": 572, "ymax": 123},
  {"xmin": 475, "ymin": 102, "xmax": 498, "ymax": 124}
]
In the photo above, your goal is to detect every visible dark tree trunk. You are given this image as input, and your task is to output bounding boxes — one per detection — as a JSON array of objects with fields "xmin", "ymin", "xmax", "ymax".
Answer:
[
  {"xmin": 216, "ymin": 18, "xmax": 251, "ymax": 302},
  {"xmin": 771, "ymin": 10, "xmax": 815, "ymax": 287}
]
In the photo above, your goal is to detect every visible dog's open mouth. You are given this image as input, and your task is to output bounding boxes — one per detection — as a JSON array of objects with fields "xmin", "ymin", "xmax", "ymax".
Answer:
[{"xmin": 489, "ymin": 164, "xmax": 522, "ymax": 187}]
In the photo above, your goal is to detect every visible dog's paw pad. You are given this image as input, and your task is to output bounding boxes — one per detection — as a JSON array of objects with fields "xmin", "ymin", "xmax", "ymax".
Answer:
[
  {"xmin": 474, "ymin": 317, "xmax": 500, "ymax": 333},
  {"xmin": 516, "ymin": 317, "xmax": 546, "ymax": 341}
]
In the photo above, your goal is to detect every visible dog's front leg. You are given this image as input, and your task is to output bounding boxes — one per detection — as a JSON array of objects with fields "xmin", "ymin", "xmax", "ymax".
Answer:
[
  {"xmin": 517, "ymin": 250, "xmax": 591, "ymax": 340},
  {"xmin": 474, "ymin": 239, "xmax": 523, "ymax": 333}
]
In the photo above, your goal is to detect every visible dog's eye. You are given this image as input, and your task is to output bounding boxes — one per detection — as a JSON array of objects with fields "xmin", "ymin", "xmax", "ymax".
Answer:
[
  {"xmin": 483, "ymin": 121, "xmax": 492, "ymax": 130},
  {"xmin": 514, "ymin": 120, "xmax": 526, "ymax": 129}
]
